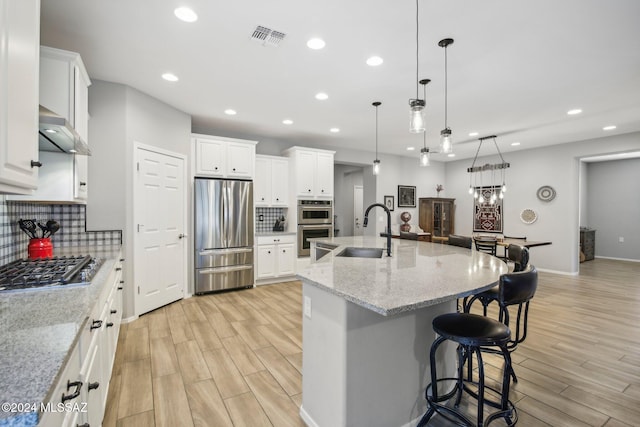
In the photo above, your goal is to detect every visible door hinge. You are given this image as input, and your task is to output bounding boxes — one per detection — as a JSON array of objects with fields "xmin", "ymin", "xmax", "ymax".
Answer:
[
  {"xmin": 137, "ymin": 162, "xmax": 140, "ymax": 171},
  {"xmin": 138, "ymin": 286, "xmax": 140, "ymax": 295}
]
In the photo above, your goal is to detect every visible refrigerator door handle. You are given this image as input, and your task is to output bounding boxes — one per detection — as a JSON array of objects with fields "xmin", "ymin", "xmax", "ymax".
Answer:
[{"xmin": 198, "ymin": 265, "xmax": 254, "ymax": 275}]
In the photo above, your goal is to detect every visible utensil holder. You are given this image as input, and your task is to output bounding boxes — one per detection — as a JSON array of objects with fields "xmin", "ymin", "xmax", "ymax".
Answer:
[{"xmin": 28, "ymin": 238, "xmax": 53, "ymax": 259}]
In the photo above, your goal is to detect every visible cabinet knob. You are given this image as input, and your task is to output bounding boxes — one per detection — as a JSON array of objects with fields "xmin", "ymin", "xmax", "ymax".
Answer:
[
  {"xmin": 283, "ymin": 249, "xmax": 286, "ymax": 253},
  {"xmin": 321, "ymin": 189, "xmax": 324, "ymax": 192},
  {"xmin": 233, "ymin": 168, "xmax": 236, "ymax": 171},
  {"xmin": 261, "ymin": 197, "xmax": 265, "ymax": 201},
  {"xmin": 267, "ymin": 251, "xmax": 271, "ymax": 254},
  {"xmin": 275, "ymin": 198, "xmax": 279, "ymax": 201},
  {"xmin": 79, "ymin": 182, "xmax": 87, "ymax": 186},
  {"xmin": 31, "ymin": 160, "xmax": 42, "ymax": 168},
  {"xmin": 308, "ymin": 189, "xmax": 311, "ymax": 192},
  {"xmin": 106, "ymin": 322, "xmax": 114, "ymax": 328},
  {"xmin": 88, "ymin": 381, "xmax": 100, "ymax": 391}
]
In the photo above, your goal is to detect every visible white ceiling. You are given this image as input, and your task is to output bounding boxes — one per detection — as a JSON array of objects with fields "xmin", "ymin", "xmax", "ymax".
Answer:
[{"xmin": 40, "ymin": 0, "xmax": 640, "ymax": 162}]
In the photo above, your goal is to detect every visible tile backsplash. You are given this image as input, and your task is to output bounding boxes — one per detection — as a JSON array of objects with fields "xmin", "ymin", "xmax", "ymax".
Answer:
[
  {"xmin": 0, "ymin": 197, "xmax": 122, "ymax": 264},
  {"xmin": 256, "ymin": 207, "xmax": 288, "ymax": 233}
]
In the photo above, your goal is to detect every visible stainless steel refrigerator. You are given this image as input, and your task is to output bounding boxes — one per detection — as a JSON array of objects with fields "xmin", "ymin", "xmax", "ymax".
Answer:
[{"xmin": 194, "ymin": 178, "xmax": 254, "ymax": 294}]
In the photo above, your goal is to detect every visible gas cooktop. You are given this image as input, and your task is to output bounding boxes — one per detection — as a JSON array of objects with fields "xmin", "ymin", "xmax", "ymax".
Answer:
[{"xmin": 0, "ymin": 255, "xmax": 103, "ymax": 293}]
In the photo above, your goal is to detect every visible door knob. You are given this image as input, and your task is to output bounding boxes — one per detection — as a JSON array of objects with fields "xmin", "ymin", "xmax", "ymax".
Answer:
[{"xmin": 178, "ymin": 233, "xmax": 187, "ymax": 239}]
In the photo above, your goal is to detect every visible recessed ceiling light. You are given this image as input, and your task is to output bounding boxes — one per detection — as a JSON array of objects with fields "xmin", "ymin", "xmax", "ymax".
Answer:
[
  {"xmin": 469, "ymin": 132, "xmax": 479, "ymax": 137},
  {"xmin": 307, "ymin": 38, "xmax": 326, "ymax": 50},
  {"xmin": 602, "ymin": 125, "xmax": 616, "ymax": 131},
  {"xmin": 224, "ymin": 109, "xmax": 237, "ymax": 115},
  {"xmin": 330, "ymin": 128, "xmax": 340, "ymax": 133},
  {"xmin": 162, "ymin": 73, "xmax": 179, "ymax": 82},
  {"xmin": 174, "ymin": 7, "xmax": 198, "ymax": 22},
  {"xmin": 406, "ymin": 146, "xmax": 415, "ymax": 151},
  {"xmin": 366, "ymin": 56, "xmax": 384, "ymax": 66},
  {"xmin": 567, "ymin": 109, "xmax": 582, "ymax": 115},
  {"xmin": 282, "ymin": 119, "xmax": 293, "ymax": 125},
  {"xmin": 511, "ymin": 142, "xmax": 521, "ymax": 146},
  {"xmin": 447, "ymin": 153, "xmax": 456, "ymax": 158},
  {"xmin": 315, "ymin": 92, "xmax": 329, "ymax": 100}
]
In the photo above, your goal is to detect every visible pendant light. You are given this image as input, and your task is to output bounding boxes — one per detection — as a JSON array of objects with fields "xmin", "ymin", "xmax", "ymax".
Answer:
[
  {"xmin": 438, "ymin": 38, "xmax": 454, "ymax": 153},
  {"xmin": 409, "ymin": 0, "xmax": 425, "ymax": 133},
  {"xmin": 467, "ymin": 135, "xmax": 510, "ymax": 201},
  {"xmin": 419, "ymin": 79, "xmax": 431, "ymax": 167},
  {"xmin": 372, "ymin": 101, "xmax": 381, "ymax": 175}
]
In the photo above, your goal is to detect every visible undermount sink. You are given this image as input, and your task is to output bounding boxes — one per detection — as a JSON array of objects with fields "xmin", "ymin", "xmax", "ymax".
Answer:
[{"xmin": 336, "ymin": 247, "xmax": 384, "ymax": 258}]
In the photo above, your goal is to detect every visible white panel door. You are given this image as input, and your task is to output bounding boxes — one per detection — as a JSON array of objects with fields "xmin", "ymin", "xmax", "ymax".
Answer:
[{"xmin": 135, "ymin": 147, "xmax": 186, "ymax": 315}]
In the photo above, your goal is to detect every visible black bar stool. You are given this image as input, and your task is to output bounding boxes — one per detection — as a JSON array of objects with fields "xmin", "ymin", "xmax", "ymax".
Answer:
[{"xmin": 417, "ymin": 313, "xmax": 517, "ymax": 427}]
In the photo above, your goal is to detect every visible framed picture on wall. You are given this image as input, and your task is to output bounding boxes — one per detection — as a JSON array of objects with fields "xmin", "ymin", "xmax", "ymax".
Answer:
[
  {"xmin": 384, "ymin": 195, "xmax": 394, "ymax": 211},
  {"xmin": 397, "ymin": 185, "xmax": 416, "ymax": 208}
]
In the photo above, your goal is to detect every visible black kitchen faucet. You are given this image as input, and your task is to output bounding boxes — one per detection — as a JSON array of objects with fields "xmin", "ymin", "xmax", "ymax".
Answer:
[{"xmin": 363, "ymin": 203, "xmax": 392, "ymax": 257}]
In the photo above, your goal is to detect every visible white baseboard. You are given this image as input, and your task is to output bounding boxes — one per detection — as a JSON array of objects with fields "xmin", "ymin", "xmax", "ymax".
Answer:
[
  {"xmin": 299, "ymin": 405, "xmax": 318, "ymax": 427},
  {"xmin": 595, "ymin": 255, "xmax": 640, "ymax": 263},
  {"xmin": 536, "ymin": 267, "xmax": 578, "ymax": 276},
  {"xmin": 299, "ymin": 404, "xmax": 423, "ymax": 427},
  {"xmin": 122, "ymin": 315, "xmax": 138, "ymax": 323}
]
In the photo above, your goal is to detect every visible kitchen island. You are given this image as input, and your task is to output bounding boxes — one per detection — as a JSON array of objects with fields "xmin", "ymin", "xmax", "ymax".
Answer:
[{"xmin": 297, "ymin": 236, "xmax": 506, "ymax": 427}]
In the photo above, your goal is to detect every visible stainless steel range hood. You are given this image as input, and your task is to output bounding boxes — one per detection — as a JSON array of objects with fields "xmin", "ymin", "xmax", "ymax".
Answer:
[{"xmin": 38, "ymin": 105, "xmax": 91, "ymax": 155}]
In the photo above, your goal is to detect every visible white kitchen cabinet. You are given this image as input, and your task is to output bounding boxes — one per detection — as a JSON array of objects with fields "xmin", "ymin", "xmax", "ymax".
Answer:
[
  {"xmin": 255, "ymin": 155, "xmax": 289, "ymax": 207},
  {"xmin": 256, "ymin": 234, "xmax": 296, "ymax": 283},
  {"xmin": 283, "ymin": 146, "xmax": 335, "ymax": 199},
  {"xmin": 39, "ymin": 46, "xmax": 91, "ymax": 141},
  {"xmin": 0, "ymin": 0, "xmax": 40, "ymax": 195},
  {"xmin": 8, "ymin": 151, "xmax": 88, "ymax": 203},
  {"xmin": 38, "ymin": 344, "xmax": 81, "ymax": 427},
  {"xmin": 7, "ymin": 46, "xmax": 90, "ymax": 203},
  {"xmin": 193, "ymin": 134, "xmax": 257, "ymax": 179}
]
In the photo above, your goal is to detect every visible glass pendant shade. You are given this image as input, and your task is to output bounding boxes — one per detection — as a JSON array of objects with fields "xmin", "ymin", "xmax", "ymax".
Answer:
[
  {"xmin": 419, "ymin": 148, "xmax": 430, "ymax": 167},
  {"xmin": 409, "ymin": 100, "xmax": 425, "ymax": 133},
  {"xmin": 373, "ymin": 159, "xmax": 381, "ymax": 175},
  {"xmin": 439, "ymin": 128, "xmax": 452, "ymax": 153}
]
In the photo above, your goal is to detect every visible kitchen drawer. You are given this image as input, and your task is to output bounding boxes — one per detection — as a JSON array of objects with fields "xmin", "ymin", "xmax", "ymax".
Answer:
[{"xmin": 257, "ymin": 234, "xmax": 295, "ymax": 246}]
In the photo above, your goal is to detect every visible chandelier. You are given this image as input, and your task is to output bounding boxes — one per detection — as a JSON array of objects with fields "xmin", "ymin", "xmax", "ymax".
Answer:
[{"xmin": 467, "ymin": 135, "xmax": 509, "ymax": 204}]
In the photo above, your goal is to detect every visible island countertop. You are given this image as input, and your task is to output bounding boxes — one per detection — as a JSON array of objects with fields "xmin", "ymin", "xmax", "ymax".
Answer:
[{"xmin": 298, "ymin": 236, "xmax": 506, "ymax": 316}]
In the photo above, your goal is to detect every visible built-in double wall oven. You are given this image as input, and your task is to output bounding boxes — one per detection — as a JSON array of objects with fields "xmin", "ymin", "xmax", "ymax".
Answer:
[{"xmin": 297, "ymin": 200, "xmax": 333, "ymax": 257}]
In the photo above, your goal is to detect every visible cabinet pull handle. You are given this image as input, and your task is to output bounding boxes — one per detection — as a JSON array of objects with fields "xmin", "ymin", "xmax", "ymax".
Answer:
[
  {"xmin": 88, "ymin": 382, "xmax": 100, "ymax": 391},
  {"xmin": 62, "ymin": 380, "xmax": 82, "ymax": 402},
  {"xmin": 117, "ymin": 287, "xmax": 123, "ymax": 290},
  {"xmin": 110, "ymin": 309, "xmax": 117, "ymax": 314},
  {"xmin": 106, "ymin": 322, "xmax": 114, "ymax": 328},
  {"xmin": 116, "ymin": 267, "xmax": 122, "ymax": 271},
  {"xmin": 120, "ymin": 258, "xmax": 125, "ymax": 262},
  {"xmin": 31, "ymin": 160, "xmax": 42, "ymax": 168},
  {"xmin": 120, "ymin": 280, "xmax": 124, "ymax": 283},
  {"xmin": 90, "ymin": 320, "xmax": 103, "ymax": 330},
  {"xmin": 79, "ymin": 182, "xmax": 87, "ymax": 186},
  {"xmin": 77, "ymin": 423, "xmax": 90, "ymax": 427}
]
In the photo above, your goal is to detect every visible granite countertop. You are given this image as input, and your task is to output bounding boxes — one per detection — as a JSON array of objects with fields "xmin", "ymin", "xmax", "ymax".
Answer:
[
  {"xmin": 256, "ymin": 231, "xmax": 296, "ymax": 237},
  {"xmin": 299, "ymin": 236, "xmax": 507, "ymax": 316},
  {"xmin": 0, "ymin": 245, "xmax": 122, "ymax": 425}
]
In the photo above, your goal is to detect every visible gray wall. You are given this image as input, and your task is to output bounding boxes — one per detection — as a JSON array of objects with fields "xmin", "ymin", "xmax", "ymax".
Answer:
[
  {"xmin": 586, "ymin": 158, "xmax": 640, "ymax": 260},
  {"xmin": 333, "ymin": 165, "xmax": 364, "ymax": 237},
  {"xmin": 445, "ymin": 131, "xmax": 640, "ymax": 273},
  {"xmin": 88, "ymin": 80, "xmax": 191, "ymax": 318}
]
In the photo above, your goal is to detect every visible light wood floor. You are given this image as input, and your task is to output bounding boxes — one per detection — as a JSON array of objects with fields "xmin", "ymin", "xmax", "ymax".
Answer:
[{"xmin": 104, "ymin": 259, "xmax": 640, "ymax": 426}]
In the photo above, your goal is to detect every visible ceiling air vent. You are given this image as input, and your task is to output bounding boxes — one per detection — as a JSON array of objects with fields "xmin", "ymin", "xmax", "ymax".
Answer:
[{"xmin": 251, "ymin": 25, "xmax": 286, "ymax": 47}]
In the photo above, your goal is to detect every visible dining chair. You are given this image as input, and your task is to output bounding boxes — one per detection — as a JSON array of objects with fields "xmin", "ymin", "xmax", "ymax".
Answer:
[
  {"xmin": 506, "ymin": 244, "xmax": 529, "ymax": 272},
  {"xmin": 474, "ymin": 237, "xmax": 497, "ymax": 256},
  {"xmin": 501, "ymin": 235, "xmax": 527, "ymax": 259},
  {"xmin": 447, "ymin": 234, "xmax": 472, "ymax": 249}
]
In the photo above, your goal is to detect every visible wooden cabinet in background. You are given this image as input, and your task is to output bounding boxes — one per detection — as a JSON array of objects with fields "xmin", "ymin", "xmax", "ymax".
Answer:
[
  {"xmin": 419, "ymin": 198, "xmax": 455, "ymax": 238},
  {"xmin": 580, "ymin": 229, "xmax": 595, "ymax": 262}
]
